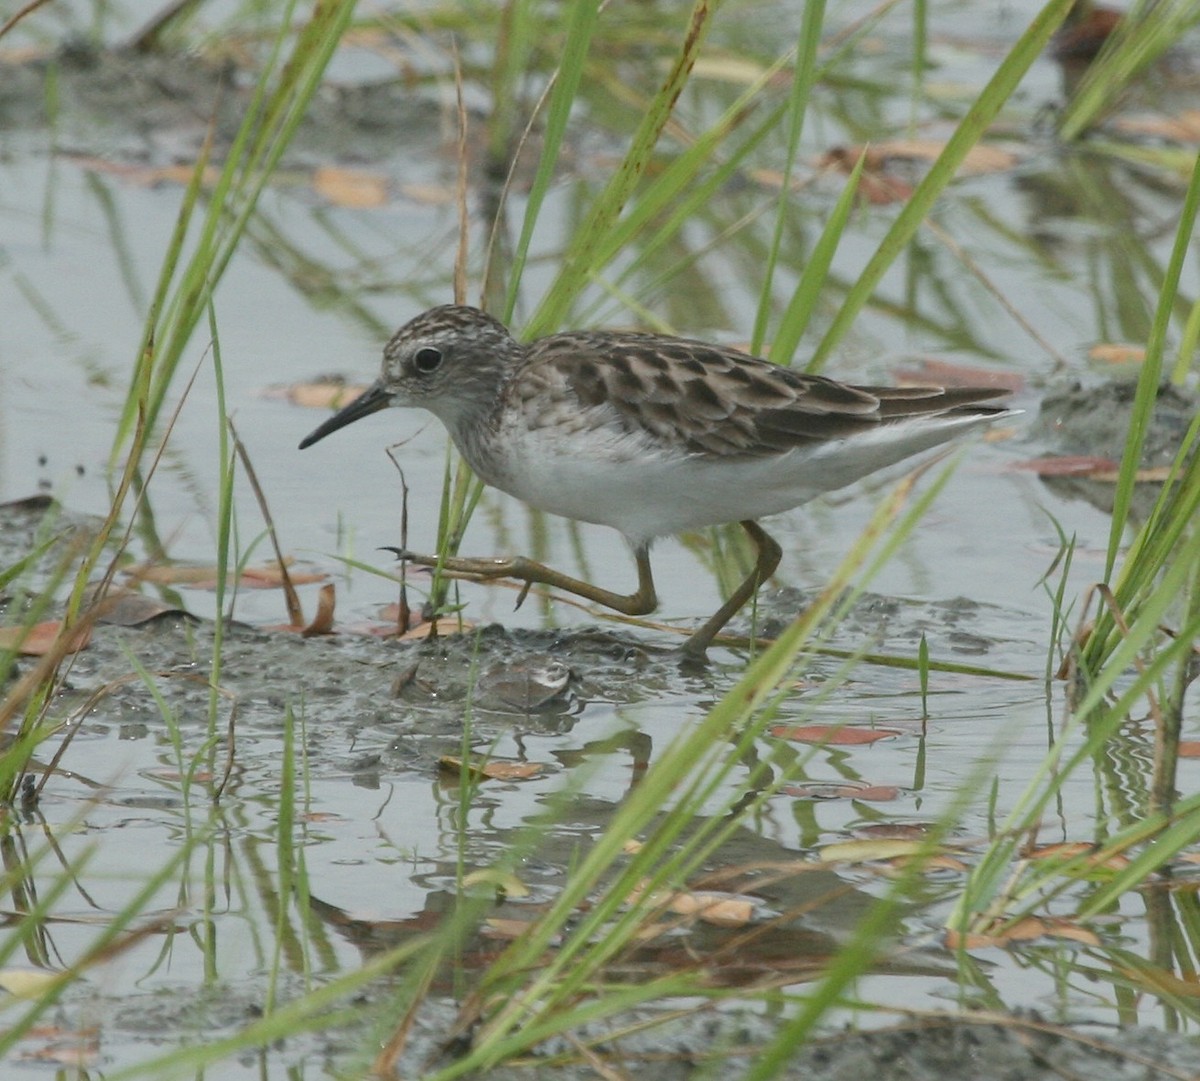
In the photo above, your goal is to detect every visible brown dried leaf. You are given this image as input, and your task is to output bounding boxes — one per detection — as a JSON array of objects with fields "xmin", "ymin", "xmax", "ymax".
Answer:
[
  {"xmin": 438, "ymin": 755, "xmax": 544, "ymax": 782},
  {"xmin": 21, "ymin": 1041, "xmax": 100, "ymax": 1068},
  {"xmin": 398, "ymin": 182, "xmax": 458, "ymax": 205},
  {"xmin": 769, "ymin": 723, "xmax": 902, "ymax": 745},
  {"xmin": 868, "ymin": 138, "xmax": 1021, "ymax": 175},
  {"xmin": 691, "ymin": 55, "xmax": 774, "ymax": 85},
  {"xmin": 127, "ymin": 559, "xmax": 324, "ymax": 590},
  {"xmin": 817, "ymin": 146, "xmax": 912, "ymax": 204},
  {"xmin": 460, "ymin": 869, "xmax": 530, "ymax": 896},
  {"xmin": 946, "ymin": 916, "xmax": 1100, "ymax": 950},
  {"xmin": 1011, "ymin": 454, "xmax": 1119, "ymax": 476},
  {"xmin": 1011, "ymin": 456, "xmax": 1171, "ymax": 483},
  {"xmin": 0, "ymin": 621, "xmax": 91, "ymax": 656},
  {"xmin": 1025, "ymin": 842, "xmax": 1130, "ymax": 872},
  {"xmin": 302, "ymin": 583, "xmax": 336, "ymax": 637},
  {"xmin": 1111, "ymin": 111, "xmax": 1200, "ymax": 144},
  {"xmin": 145, "ymin": 768, "xmax": 216, "ymax": 783},
  {"xmin": 859, "ymin": 173, "xmax": 913, "ymax": 205},
  {"xmin": 482, "ymin": 917, "xmax": 536, "ymax": 940},
  {"xmin": 895, "ymin": 358, "xmax": 1025, "ymax": 393},
  {"xmin": 1088, "ymin": 342, "xmax": 1146, "ymax": 365},
  {"xmin": 274, "ymin": 380, "xmax": 369, "ymax": 410},
  {"xmin": 312, "ymin": 165, "xmax": 389, "ymax": 208},
  {"xmin": 67, "ymin": 155, "xmax": 221, "ymax": 187},
  {"xmin": 1125, "ymin": 964, "xmax": 1200, "ymax": 998},
  {"xmin": 668, "ymin": 892, "xmax": 756, "ymax": 927},
  {"xmin": 239, "ymin": 561, "xmax": 320, "ymax": 588},
  {"xmin": 395, "ymin": 617, "xmax": 473, "ymax": 640},
  {"xmin": 817, "ymin": 838, "xmax": 928, "ymax": 864},
  {"xmin": 0, "ymin": 968, "xmax": 62, "ymax": 997},
  {"xmin": 854, "ymin": 823, "xmax": 939, "ymax": 841},
  {"xmin": 625, "ymin": 882, "xmax": 758, "ymax": 926}
]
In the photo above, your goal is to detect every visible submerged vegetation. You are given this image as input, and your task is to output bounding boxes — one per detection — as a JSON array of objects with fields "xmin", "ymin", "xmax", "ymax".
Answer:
[{"xmin": 0, "ymin": 0, "xmax": 1199, "ymax": 1076}]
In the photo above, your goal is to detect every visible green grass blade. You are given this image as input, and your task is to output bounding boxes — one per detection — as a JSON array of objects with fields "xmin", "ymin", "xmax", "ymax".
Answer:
[
  {"xmin": 1100, "ymin": 150, "xmax": 1200, "ymax": 585},
  {"xmin": 1058, "ymin": 1, "xmax": 1200, "ymax": 141},
  {"xmin": 527, "ymin": 0, "xmax": 717, "ymax": 335},
  {"xmin": 750, "ymin": 0, "xmax": 826, "ymax": 355},
  {"xmin": 808, "ymin": 0, "xmax": 1074, "ymax": 370},
  {"xmin": 501, "ymin": 0, "xmax": 601, "ymax": 322}
]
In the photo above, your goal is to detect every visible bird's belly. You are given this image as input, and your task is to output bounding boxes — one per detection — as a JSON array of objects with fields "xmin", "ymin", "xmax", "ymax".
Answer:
[{"xmin": 473, "ymin": 426, "xmax": 823, "ymax": 547}]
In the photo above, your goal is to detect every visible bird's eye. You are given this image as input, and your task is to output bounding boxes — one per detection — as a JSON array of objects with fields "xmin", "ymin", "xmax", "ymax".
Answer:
[{"xmin": 413, "ymin": 347, "xmax": 443, "ymax": 374}]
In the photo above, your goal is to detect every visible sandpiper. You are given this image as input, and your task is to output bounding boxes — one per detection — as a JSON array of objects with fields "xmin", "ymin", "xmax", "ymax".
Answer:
[{"xmin": 300, "ymin": 305, "xmax": 1013, "ymax": 659}]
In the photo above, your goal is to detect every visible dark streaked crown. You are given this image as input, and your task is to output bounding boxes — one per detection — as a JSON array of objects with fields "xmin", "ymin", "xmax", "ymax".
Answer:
[{"xmin": 378, "ymin": 305, "xmax": 525, "ymax": 426}]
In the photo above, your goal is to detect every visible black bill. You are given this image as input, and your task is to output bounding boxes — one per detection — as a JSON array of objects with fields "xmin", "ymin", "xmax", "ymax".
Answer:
[{"xmin": 298, "ymin": 381, "xmax": 393, "ymax": 449}]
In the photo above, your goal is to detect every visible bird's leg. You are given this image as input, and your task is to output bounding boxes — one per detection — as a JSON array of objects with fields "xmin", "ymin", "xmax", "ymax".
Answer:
[
  {"xmin": 681, "ymin": 520, "xmax": 782, "ymax": 660},
  {"xmin": 384, "ymin": 545, "xmax": 659, "ymax": 617}
]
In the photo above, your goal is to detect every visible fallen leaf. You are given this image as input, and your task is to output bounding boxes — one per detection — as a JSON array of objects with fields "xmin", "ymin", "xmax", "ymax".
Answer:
[
  {"xmin": 313, "ymin": 165, "xmax": 389, "ymax": 208},
  {"xmin": 145, "ymin": 768, "xmax": 216, "ymax": 783},
  {"xmin": 853, "ymin": 823, "xmax": 939, "ymax": 841},
  {"xmin": 19, "ymin": 1042, "xmax": 100, "ymax": 1068},
  {"xmin": 1088, "ymin": 342, "xmax": 1146, "ymax": 365},
  {"xmin": 0, "ymin": 968, "xmax": 61, "ymax": 997},
  {"xmin": 868, "ymin": 139, "xmax": 1021, "ymax": 175},
  {"xmin": 1010, "ymin": 456, "xmax": 1172, "ymax": 483},
  {"xmin": 817, "ymin": 838, "xmax": 929, "ymax": 863},
  {"xmin": 240, "ymin": 562, "xmax": 321, "ymax": 588},
  {"xmin": 439, "ymin": 755, "xmax": 544, "ymax": 781},
  {"xmin": 691, "ymin": 55, "xmax": 783, "ymax": 86},
  {"xmin": 857, "ymin": 172, "xmax": 913, "ymax": 205},
  {"xmin": 895, "ymin": 358, "xmax": 1025, "ymax": 393},
  {"xmin": 461, "ymin": 868, "xmax": 530, "ymax": 896},
  {"xmin": 769, "ymin": 723, "xmax": 903, "ymax": 745},
  {"xmin": 1011, "ymin": 455, "xmax": 1119, "ymax": 476},
  {"xmin": 0, "ymin": 46, "xmax": 52, "ymax": 64},
  {"xmin": 1120, "ymin": 963, "xmax": 1200, "ymax": 998},
  {"xmin": 626, "ymin": 882, "xmax": 758, "ymax": 926},
  {"xmin": 482, "ymin": 917, "xmax": 536, "ymax": 940},
  {"xmin": 1044, "ymin": 918, "xmax": 1104, "ymax": 945},
  {"xmin": 269, "ymin": 379, "xmax": 369, "ymax": 410},
  {"xmin": 1024, "ymin": 841, "xmax": 1131, "ymax": 872},
  {"xmin": 0, "ymin": 621, "xmax": 91, "ymax": 656},
  {"xmin": 125, "ymin": 559, "xmax": 325, "ymax": 589},
  {"xmin": 301, "ymin": 583, "xmax": 336, "ymax": 637},
  {"xmin": 398, "ymin": 182, "xmax": 458, "ymax": 205},
  {"xmin": 1111, "ymin": 111, "xmax": 1200, "ymax": 144},
  {"xmin": 67, "ymin": 154, "xmax": 221, "ymax": 187},
  {"xmin": 946, "ymin": 915, "xmax": 1100, "ymax": 950},
  {"xmin": 668, "ymin": 892, "xmax": 756, "ymax": 926},
  {"xmin": 393, "ymin": 617, "xmax": 474, "ymax": 640},
  {"xmin": 817, "ymin": 146, "xmax": 912, "ymax": 205}
]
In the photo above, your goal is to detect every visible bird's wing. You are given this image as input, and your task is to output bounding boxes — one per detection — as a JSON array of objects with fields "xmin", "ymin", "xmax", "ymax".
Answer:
[{"xmin": 519, "ymin": 331, "xmax": 1008, "ymax": 457}]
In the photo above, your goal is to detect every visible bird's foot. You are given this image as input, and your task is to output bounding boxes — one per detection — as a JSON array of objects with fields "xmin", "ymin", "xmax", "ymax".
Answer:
[{"xmin": 380, "ymin": 546, "xmax": 520, "ymax": 580}]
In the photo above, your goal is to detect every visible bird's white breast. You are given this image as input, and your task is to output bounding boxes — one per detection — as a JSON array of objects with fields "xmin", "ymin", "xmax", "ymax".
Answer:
[{"xmin": 452, "ymin": 405, "xmax": 1004, "ymax": 548}]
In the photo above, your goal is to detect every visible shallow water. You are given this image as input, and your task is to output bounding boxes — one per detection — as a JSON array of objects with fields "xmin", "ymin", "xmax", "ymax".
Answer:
[{"xmin": 2, "ymin": 0, "xmax": 1199, "ymax": 1076}]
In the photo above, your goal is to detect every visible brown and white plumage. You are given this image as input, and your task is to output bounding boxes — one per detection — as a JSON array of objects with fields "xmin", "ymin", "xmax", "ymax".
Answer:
[{"xmin": 301, "ymin": 304, "xmax": 1014, "ymax": 658}]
